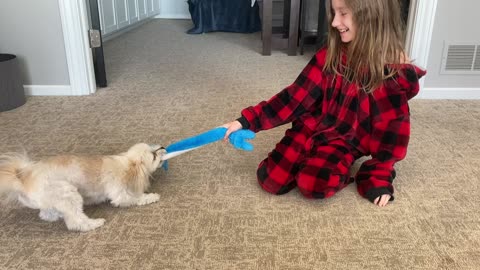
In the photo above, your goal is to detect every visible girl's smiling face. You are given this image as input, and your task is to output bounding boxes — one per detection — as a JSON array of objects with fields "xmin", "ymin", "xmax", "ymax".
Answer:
[{"xmin": 330, "ymin": 0, "xmax": 356, "ymax": 43}]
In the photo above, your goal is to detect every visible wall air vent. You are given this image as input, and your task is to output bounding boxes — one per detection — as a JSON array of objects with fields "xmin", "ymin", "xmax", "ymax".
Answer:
[
  {"xmin": 441, "ymin": 43, "xmax": 480, "ymax": 74},
  {"xmin": 474, "ymin": 46, "xmax": 480, "ymax": 71}
]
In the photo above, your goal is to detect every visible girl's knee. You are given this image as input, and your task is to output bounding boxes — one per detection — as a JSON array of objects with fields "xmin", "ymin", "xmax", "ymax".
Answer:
[
  {"xmin": 297, "ymin": 169, "xmax": 348, "ymax": 199},
  {"xmin": 256, "ymin": 162, "xmax": 296, "ymax": 195}
]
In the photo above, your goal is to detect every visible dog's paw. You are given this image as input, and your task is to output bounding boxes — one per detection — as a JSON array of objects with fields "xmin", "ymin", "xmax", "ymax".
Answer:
[
  {"xmin": 39, "ymin": 209, "xmax": 62, "ymax": 222},
  {"xmin": 87, "ymin": 218, "xmax": 106, "ymax": 230},
  {"xmin": 67, "ymin": 218, "xmax": 106, "ymax": 232},
  {"xmin": 137, "ymin": 193, "xmax": 160, "ymax": 206}
]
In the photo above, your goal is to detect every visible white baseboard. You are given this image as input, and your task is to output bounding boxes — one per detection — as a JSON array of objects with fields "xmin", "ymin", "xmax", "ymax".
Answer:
[
  {"xmin": 155, "ymin": 14, "xmax": 191, "ymax": 19},
  {"xmin": 418, "ymin": 87, "xmax": 480, "ymax": 99},
  {"xmin": 24, "ymin": 85, "xmax": 75, "ymax": 96}
]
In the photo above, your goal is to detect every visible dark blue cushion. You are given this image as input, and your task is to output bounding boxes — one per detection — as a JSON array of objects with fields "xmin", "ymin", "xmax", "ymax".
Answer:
[{"xmin": 187, "ymin": 0, "xmax": 261, "ymax": 34}]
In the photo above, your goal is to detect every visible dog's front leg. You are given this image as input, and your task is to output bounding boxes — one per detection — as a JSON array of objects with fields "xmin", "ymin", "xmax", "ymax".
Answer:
[{"xmin": 110, "ymin": 192, "xmax": 160, "ymax": 207}]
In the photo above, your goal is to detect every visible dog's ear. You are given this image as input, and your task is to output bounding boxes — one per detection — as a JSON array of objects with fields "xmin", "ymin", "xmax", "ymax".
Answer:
[
  {"xmin": 124, "ymin": 161, "xmax": 149, "ymax": 194},
  {"xmin": 126, "ymin": 143, "xmax": 155, "ymax": 166}
]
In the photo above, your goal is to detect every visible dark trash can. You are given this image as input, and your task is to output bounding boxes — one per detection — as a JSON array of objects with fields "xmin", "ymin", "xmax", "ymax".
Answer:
[{"xmin": 0, "ymin": 54, "xmax": 26, "ymax": 112}]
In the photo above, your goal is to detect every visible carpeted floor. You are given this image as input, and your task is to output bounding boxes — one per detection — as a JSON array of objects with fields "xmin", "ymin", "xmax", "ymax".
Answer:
[{"xmin": 1, "ymin": 19, "xmax": 479, "ymax": 270}]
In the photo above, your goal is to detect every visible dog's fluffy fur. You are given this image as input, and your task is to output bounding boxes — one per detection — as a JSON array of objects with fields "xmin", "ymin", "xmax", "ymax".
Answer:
[{"xmin": 0, "ymin": 143, "xmax": 166, "ymax": 232}]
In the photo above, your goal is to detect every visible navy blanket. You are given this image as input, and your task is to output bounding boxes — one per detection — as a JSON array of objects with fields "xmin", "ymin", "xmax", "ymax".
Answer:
[{"xmin": 187, "ymin": 0, "xmax": 261, "ymax": 34}]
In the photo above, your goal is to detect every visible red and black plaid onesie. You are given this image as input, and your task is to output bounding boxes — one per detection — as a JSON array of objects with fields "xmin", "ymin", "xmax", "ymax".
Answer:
[{"xmin": 237, "ymin": 48, "xmax": 426, "ymax": 202}]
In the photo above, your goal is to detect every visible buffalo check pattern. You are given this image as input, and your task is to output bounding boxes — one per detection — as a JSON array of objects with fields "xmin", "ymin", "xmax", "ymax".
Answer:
[{"xmin": 237, "ymin": 48, "xmax": 426, "ymax": 202}]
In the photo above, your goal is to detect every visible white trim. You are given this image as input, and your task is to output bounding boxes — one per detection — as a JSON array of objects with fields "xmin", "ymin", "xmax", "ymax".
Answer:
[
  {"xmin": 408, "ymin": 0, "xmax": 438, "ymax": 89},
  {"xmin": 58, "ymin": 0, "xmax": 96, "ymax": 96},
  {"xmin": 24, "ymin": 85, "xmax": 72, "ymax": 96},
  {"xmin": 419, "ymin": 88, "xmax": 480, "ymax": 99},
  {"xmin": 155, "ymin": 14, "xmax": 190, "ymax": 19}
]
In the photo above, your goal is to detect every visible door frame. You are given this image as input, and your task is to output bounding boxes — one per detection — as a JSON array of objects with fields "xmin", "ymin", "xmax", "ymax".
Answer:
[
  {"xmin": 89, "ymin": 0, "xmax": 108, "ymax": 87},
  {"xmin": 58, "ymin": 0, "xmax": 96, "ymax": 95},
  {"xmin": 58, "ymin": 0, "xmax": 438, "ymax": 96},
  {"xmin": 405, "ymin": 0, "xmax": 438, "ymax": 89}
]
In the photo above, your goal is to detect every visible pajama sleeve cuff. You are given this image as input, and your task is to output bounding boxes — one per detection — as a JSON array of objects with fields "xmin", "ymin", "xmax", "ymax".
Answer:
[
  {"xmin": 365, "ymin": 187, "xmax": 395, "ymax": 203},
  {"xmin": 236, "ymin": 116, "xmax": 250, "ymax": 129}
]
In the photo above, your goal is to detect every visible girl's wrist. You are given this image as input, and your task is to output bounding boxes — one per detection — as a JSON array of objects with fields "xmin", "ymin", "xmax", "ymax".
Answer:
[{"xmin": 236, "ymin": 116, "xmax": 250, "ymax": 129}]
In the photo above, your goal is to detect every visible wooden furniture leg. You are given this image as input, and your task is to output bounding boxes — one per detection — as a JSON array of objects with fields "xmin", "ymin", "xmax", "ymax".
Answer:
[
  {"xmin": 316, "ymin": 0, "xmax": 327, "ymax": 50},
  {"xmin": 261, "ymin": 0, "xmax": 300, "ymax": 56},
  {"xmin": 283, "ymin": 0, "xmax": 291, "ymax": 38},
  {"xmin": 287, "ymin": 0, "xmax": 301, "ymax": 56},
  {"xmin": 262, "ymin": 0, "xmax": 273, "ymax": 55}
]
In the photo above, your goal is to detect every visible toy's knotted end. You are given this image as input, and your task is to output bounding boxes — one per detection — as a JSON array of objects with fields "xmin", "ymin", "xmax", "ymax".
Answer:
[
  {"xmin": 229, "ymin": 129, "xmax": 255, "ymax": 151},
  {"xmin": 161, "ymin": 160, "xmax": 169, "ymax": 171}
]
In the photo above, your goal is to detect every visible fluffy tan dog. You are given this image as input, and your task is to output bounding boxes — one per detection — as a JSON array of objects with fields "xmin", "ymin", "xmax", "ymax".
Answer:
[{"xmin": 0, "ymin": 143, "xmax": 166, "ymax": 232}]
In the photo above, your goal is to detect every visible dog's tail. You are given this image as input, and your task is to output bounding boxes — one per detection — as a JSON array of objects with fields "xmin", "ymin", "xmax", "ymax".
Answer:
[{"xmin": 0, "ymin": 153, "xmax": 31, "ymax": 197}]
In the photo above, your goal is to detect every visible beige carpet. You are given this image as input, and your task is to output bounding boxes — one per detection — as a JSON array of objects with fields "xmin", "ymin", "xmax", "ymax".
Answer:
[{"xmin": 1, "ymin": 19, "xmax": 479, "ymax": 270}]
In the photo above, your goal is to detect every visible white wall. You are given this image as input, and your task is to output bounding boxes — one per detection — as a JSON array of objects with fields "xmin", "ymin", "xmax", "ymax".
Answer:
[
  {"xmin": 158, "ymin": 0, "xmax": 189, "ymax": 19},
  {"xmin": 0, "ymin": 0, "xmax": 69, "ymax": 86},
  {"xmin": 425, "ymin": 0, "xmax": 480, "ymax": 89}
]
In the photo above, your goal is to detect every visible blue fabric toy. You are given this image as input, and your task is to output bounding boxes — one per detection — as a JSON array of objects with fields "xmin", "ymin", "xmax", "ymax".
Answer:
[{"xmin": 161, "ymin": 127, "xmax": 255, "ymax": 170}]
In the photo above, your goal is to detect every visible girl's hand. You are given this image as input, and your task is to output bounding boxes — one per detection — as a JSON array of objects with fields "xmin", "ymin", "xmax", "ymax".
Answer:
[
  {"xmin": 373, "ymin": 194, "xmax": 391, "ymax": 207},
  {"xmin": 222, "ymin": 120, "xmax": 243, "ymax": 141}
]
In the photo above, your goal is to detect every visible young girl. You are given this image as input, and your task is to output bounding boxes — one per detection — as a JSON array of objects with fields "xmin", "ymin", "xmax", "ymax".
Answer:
[{"xmin": 222, "ymin": 0, "xmax": 426, "ymax": 207}]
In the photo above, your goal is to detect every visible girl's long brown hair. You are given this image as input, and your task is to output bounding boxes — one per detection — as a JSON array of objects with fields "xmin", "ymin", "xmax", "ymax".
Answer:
[{"xmin": 324, "ymin": 0, "xmax": 408, "ymax": 92}]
